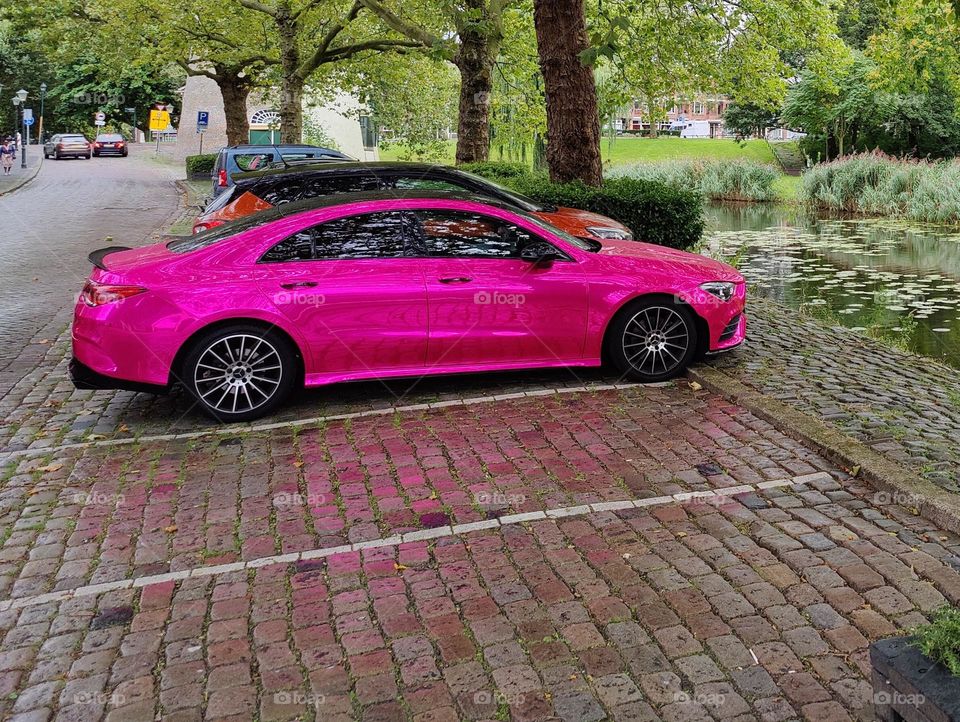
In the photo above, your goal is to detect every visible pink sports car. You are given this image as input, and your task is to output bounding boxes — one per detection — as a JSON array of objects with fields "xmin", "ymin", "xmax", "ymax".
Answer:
[{"xmin": 71, "ymin": 191, "xmax": 746, "ymax": 421}]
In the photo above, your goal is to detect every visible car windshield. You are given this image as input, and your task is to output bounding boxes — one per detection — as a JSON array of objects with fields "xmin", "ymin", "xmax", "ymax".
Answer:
[
  {"xmin": 452, "ymin": 169, "xmax": 548, "ymax": 213},
  {"xmin": 97, "ymin": 134, "xmax": 123, "ymax": 141},
  {"xmin": 522, "ymin": 213, "xmax": 600, "ymax": 252}
]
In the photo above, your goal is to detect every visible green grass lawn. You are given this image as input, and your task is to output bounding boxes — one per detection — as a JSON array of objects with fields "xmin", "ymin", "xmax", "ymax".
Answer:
[
  {"xmin": 379, "ymin": 136, "xmax": 801, "ymax": 201},
  {"xmin": 601, "ymin": 136, "xmax": 778, "ymax": 166},
  {"xmin": 379, "ymin": 136, "xmax": 778, "ymax": 167}
]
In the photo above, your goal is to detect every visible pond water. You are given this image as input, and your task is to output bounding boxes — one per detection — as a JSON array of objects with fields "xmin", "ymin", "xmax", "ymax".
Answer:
[{"xmin": 702, "ymin": 203, "xmax": 960, "ymax": 369}]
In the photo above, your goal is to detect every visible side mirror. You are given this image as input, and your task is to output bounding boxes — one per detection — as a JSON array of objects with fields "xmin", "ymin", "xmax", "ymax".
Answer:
[{"xmin": 520, "ymin": 240, "xmax": 564, "ymax": 263}]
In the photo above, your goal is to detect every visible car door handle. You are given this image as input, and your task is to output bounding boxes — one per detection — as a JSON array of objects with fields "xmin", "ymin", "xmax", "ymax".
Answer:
[
  {"xmin": 280, "ymin": 281, "xmax": 318, "ymax": 289},
  {"xmin": 438, "ymin": 277, "xmax": 472, "ymax": 284}
]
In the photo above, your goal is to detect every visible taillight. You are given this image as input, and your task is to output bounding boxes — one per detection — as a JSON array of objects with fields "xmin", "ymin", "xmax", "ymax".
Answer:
[
  {"xmin": 95, "ymin": 142, "xmax": 102, "ymax": 148},
  {"xmin": 57, "ymin": 143, "xmax": 64, "ymax": 150},
  {"xmin": 81, "ymin": 282, "xmax": 147, "ymax": 307},
  {"xmin": 218, "ymin": 169, "xmax": 228, "ymax": 187},
  {"xmin": 192, "ymin": 219, "xmax": 225, "ymax": 234}
]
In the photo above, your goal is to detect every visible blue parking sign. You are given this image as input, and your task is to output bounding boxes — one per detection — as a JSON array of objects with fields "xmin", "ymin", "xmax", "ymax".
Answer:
[{"xmin": 197, "ymin": 111, "xmax": 209, "ymax": 130}]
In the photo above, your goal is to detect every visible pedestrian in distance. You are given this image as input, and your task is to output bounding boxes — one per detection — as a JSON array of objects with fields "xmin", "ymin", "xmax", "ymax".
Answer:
[{"xmin": 0, "ymin": 139, "xmax": 15, "ymax": 175}]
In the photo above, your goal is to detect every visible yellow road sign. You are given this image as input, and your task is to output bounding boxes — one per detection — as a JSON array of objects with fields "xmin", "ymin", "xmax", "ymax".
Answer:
[{"xmin": 149, "ymin": 109, "xmax": 171, "ymax": 131}]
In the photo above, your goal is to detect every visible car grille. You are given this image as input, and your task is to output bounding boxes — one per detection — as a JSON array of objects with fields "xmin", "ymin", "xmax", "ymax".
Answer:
[{"xmin": 719, "ymin": 314, "xmax": 741, "ymax": 342}]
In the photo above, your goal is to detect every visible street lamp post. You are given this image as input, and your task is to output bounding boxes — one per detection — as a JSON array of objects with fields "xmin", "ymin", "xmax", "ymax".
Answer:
[
  {"xmin": 15, "ymin": 89, "xmax": 27, "ymax": 169},
  {"xmin": 39, "ymin": 83, "xmax": 47, "ymax": 143}
]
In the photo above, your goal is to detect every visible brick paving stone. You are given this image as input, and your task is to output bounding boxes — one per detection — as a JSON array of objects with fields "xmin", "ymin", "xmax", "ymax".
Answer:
[
  {"xmin": 710, "ymin": 293, "xmax": 960, "ymax": 486},
  {"xmin": 1, "ymin": 349, "xmax": 959, "ymax": 721}
]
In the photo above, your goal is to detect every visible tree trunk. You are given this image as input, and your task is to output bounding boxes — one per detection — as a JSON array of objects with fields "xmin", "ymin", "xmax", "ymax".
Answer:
[
  {"xmin": 453, "ymin": 1, "xmax": 500, "ymax": 164},
  {"xmin": 219, "ymin": 76, "xmax": 251, "ymax": 146},
  {"xmin": 280, "ymin": 75, "xmax": 304, "ymax": 144},
  {"xmin": 532, "ymin": 0, "xmax": 602, "ymax": 185},
  {"xmin": 277, "ymin": 7, "xmax": 303, "ymax": 144}
]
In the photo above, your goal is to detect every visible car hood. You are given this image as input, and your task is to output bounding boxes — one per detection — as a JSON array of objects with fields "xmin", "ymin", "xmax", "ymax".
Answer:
[
  {"xmin": 534, "ymin": 207, "xmax": 633, "ymax": 238},
  {"xmin": 596, "ymin": 239, "xmax": 743, "ymax": 283}
]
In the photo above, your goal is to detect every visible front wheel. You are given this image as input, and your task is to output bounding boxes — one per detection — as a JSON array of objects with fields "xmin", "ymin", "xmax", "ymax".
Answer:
[
  {"xmin": 181, "ymin": 324, "xmax": 298, "ymax": 422},
  {"xmin": 607, "ymin": 298, "xmax": 698, "ymax": 382}
]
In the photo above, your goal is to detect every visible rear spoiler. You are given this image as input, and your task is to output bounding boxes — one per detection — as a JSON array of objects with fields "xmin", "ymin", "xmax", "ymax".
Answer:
[{"xmin": 88, "ymin": 246, "xmax": 132, "ymax": 271}]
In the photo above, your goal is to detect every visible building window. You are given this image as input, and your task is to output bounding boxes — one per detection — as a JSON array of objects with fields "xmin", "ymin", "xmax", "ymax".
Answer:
[
  {"xmin": 250, "ymin": 109, "xmax": 281, "ymax": 126},
  {"xmin": 694, "ymin": 102, "xmax": 704, "ymax": 115}
]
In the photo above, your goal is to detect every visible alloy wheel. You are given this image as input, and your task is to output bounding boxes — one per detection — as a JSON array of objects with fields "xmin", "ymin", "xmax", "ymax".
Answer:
[
  {"xmin": 193, "ymin": 334, "xmax": 283, "ymax": 415},
  {"xmin": 621, "ymin": 305, "xmax": 691, "ymax": 376}
]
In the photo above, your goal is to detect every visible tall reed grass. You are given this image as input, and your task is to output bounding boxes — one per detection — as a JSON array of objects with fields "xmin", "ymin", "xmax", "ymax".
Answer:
[
  {"xmin": 607, "ymin": 159, "xmax": 781, "ymax": 202},
  {"xmin": 800, "ymin": 152, "xmax": 960, "ymax": 224}
]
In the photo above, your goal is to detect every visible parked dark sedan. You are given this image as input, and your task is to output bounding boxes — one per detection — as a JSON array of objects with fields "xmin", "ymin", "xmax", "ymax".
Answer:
[{"xmin": 93, "ymin": 133, "xmax": 128, "ymax": 157}]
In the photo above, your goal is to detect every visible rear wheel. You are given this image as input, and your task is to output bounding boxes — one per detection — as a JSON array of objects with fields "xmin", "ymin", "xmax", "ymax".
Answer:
[
  {"xmin": 607, "ymin": 297, "xmax": 698, "ymax": 382},
  {"xmin": 181, "ymin": 324, "xmax": 298, "ymax": 422}
]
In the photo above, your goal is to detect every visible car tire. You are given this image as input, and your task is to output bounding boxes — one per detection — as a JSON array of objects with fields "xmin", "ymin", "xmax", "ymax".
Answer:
[
  {"xmin": 85, "ymin": 153, "xmax": 91, "ymax": 159},
  {"xmin": 54, "ymin": 151, "xmax": 60, "ymax": 160},
  {"xmin": 181, "ymin": 324, "xmax": 299, "ymax": 422},
  {"xmin": 606, "ymin": 297, "xmax": 698, "ymax": 383}
]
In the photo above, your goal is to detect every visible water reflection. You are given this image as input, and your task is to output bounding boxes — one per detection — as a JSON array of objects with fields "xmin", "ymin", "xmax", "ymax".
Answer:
[{"xmin": 703, "ymin": 204, "xmax": 960, "ymax": 368}]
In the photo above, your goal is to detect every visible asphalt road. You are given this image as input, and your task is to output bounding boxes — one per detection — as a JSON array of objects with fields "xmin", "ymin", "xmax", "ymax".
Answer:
[{"xmin": 0, "ymin": 145, "xmax": 181, "ymax": 377}]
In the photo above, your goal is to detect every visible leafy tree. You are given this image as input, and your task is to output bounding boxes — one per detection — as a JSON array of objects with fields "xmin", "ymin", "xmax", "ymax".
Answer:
[
  {"xmin": 336, "ymin": 50, "xmax": 458, "ymax": 160},
  {"xmin": 357, "ymin": 0, "xmax": 514, "ymax": 163},
  {"xmin": 724, "ymin": 104, "xmax": 780, "ymax": 140},
  {"xmin": 233, "ymin": 0, "xmax": 423, "ymax": 143}
]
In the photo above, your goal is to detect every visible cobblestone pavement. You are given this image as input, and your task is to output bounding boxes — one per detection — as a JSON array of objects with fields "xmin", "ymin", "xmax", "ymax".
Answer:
[
  {"xmin": 0, "ymin": 145, "xmax": 180, "ymax": 377},
  {"xmin": 707, "ymin": 297, "xmax": 960, "ymax": 493},
  {"xmin": 2, "ymin": 383, "xmax": 960, "ymax": 722}
]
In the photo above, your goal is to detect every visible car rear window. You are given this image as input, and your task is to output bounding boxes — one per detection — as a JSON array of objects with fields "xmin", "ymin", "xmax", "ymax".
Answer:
[
  {"xmin": 97, "ymin": 134, "xmax": 123, "ymax": 142},
  {"xmin": 63, "ymin": 135, "xmax": 87, "ymax": 141},
  {"xmin": 167, "ymin": 211, "xmax": 281, "ymax": 253},
  {"xmin": 202, "ymin": 186, "xmax": 239, "ymax": 213}
]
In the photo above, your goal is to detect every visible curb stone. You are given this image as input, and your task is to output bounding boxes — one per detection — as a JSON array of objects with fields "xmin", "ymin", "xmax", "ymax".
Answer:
[
  {"xmin": 0, "ymin": 152, "xmax": 43, "ymax": 197},
  {"xmin": 688, "ymin": 364, "xmax": 960, "ymax": 536}
]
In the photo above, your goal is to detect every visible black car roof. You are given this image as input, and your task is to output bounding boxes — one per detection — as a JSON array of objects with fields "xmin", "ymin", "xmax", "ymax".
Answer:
[
  {"xmin": 232, "ymin": 161, "xmax": 464, "ymax": 185},
  {"xmin": 277, "ymin": 188, "xmax": 519, "ymax": 217},
  {"xmin": 167, "ymin": 190, "xmax": 540, "ymax": 254}
]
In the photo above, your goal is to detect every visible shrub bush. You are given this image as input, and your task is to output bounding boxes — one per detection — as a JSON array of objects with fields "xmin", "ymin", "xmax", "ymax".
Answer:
[
  {"xmin": 186, "ymin": 153, "xmax": 217, "ymax": 178},
  {"xmin": 462, "ymin": 163, "xmax": 704, "ymax": 250},
  {"xmin": 911, "ymin": 606, "xmax": 960, "ymax": 676},
  {"xmin": 608, "ymin": 159, "xmax": 780, "ymax": 202},
  {"xmin": 800, "ymin": 151, "xmax": 960, "ymax": 224}
]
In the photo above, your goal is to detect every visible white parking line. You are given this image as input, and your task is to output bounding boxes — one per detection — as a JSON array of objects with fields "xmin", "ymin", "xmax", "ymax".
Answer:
[
  {"xmin": 0, "ymin": 473, "xmax": 830, "ymax": 613},
  {"xmin": 0, "ymin": 383, "xmax": 641, "ymax": 463}
]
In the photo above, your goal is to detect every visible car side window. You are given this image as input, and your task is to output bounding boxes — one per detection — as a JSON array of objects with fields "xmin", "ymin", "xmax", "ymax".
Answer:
[
  {"xmin": 260, "ymin": 230, "xmax": 314, "ymax": 263},
  {"xmin": 411, "ymin": 211, "xmax": 536, "ymax": 258},
  {"xmin": 252, "ymin": 175, "xmax": 380, "ymax": 206},
  {"xmin": 259, "ymin": 212, "xmax": 409, "ymax": 262},
  {"xmin": 314, "ymin": 212, "xmax": 408, "ymax": 259},
  {"xmin": 234, "ymin": 153, "xmax": 274, "ymax": 171}
]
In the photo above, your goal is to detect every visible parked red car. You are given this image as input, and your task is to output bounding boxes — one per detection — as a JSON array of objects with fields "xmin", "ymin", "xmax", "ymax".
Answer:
[{"xmin": 192, "ymin": 162, "xmax": 634, "ymax": 241}]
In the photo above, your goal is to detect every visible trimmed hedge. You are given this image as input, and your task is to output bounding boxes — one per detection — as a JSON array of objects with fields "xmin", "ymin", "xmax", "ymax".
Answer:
[
  {"xmin": 462, "ymin": 161, "xmax": 704, "ymax": 250},
  {"xmin": 186, "ymin": 153, "xmax": 217, "ymax": 178}
]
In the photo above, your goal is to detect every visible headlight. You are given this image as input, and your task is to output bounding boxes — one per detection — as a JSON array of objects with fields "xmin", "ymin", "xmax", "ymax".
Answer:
[
  {"xmin": 700, "ymin": 281, "xmax": 736, "ymax": 302},
  {"xmin": 586, "ymin": 226, "xmax": 632, "ymax": 240}
]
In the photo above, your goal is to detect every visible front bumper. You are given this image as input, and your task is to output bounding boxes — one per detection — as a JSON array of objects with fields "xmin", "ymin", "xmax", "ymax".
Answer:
[{"xmin": 70, "ymin": 357, "xmax": 168, "ymax": 394}]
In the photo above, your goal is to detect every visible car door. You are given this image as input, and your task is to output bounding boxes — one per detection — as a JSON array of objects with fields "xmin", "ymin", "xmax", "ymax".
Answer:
[
  {"xmin": 257, "ymin": 210, "xmax": 428, "ymax": 380},
  {"xmin": 410, "ymin": 209, "xmax": 589, "ymax": 368}
]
